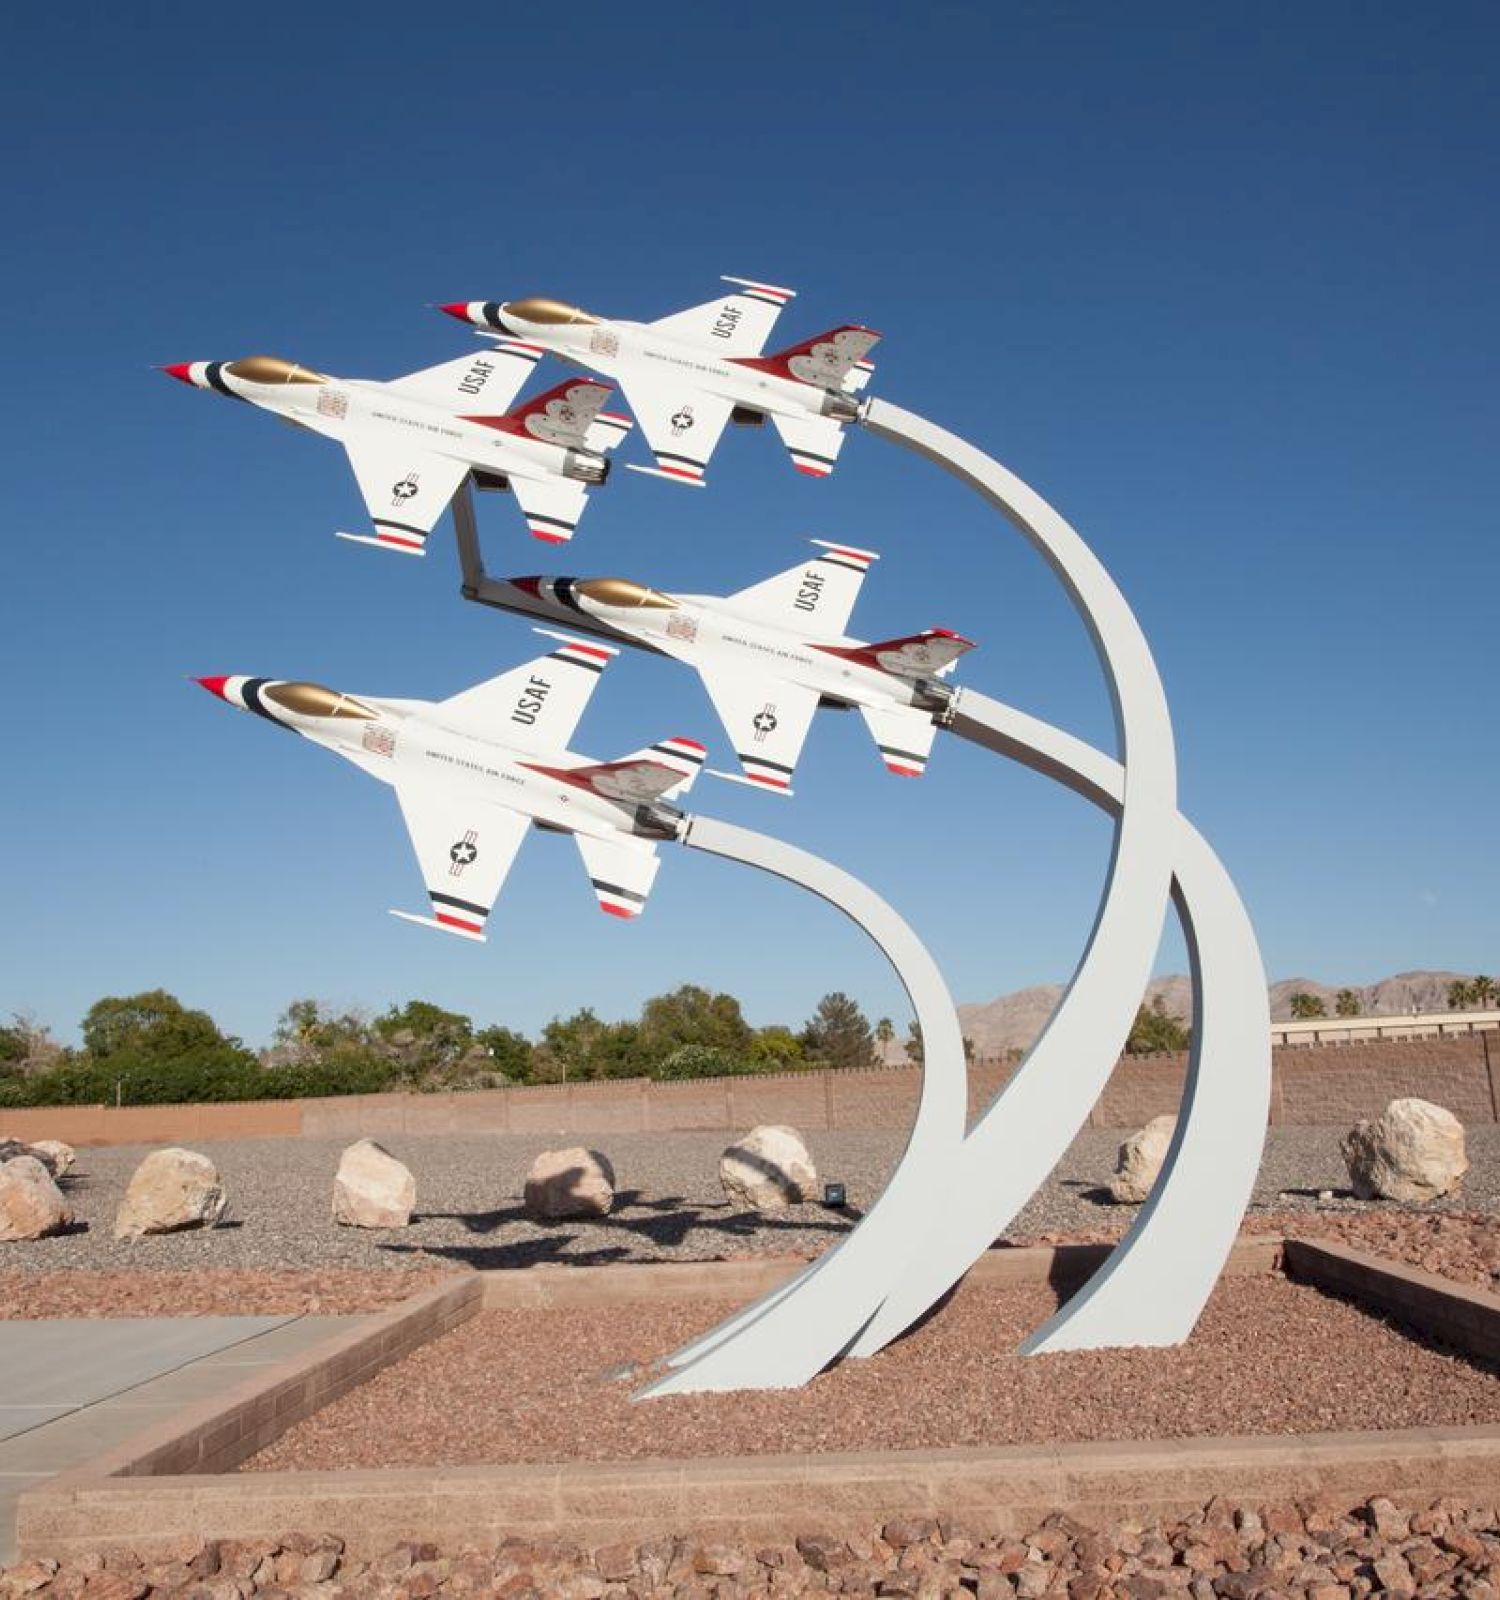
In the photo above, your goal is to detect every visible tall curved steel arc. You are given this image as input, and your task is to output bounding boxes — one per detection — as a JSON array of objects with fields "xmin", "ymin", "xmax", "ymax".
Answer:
[
  {"xmin": 645, "ymin": 400, "xmax": 1183, "ymax": 1394},
  {"xmin": 946, "ymin": 691, "xmax": 1270, "ymax": 1352}
]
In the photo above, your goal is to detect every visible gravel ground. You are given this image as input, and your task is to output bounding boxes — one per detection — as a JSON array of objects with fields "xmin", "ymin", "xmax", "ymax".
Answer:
[
  {"xmin": 246, "ymin": 1274, "xmax": 1500, "ymax": 1473},
  {"xmin": 9, "ymin": 1497, "xmax": 1500, "ymax": 1600},
  {"xmin": 2, "ymin": 1128, "xmax": 1498, "ymax": 1319},
  {"xmin": 3, "ymin": 1125, "xmax": 1496, "ymax": 1272}
]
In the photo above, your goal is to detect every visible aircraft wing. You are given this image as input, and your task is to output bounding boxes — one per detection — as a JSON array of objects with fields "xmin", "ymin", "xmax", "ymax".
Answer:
[
  {"xmin": 616, "ymin": 371, "xmax": 734, "ymax": 486},
  {"xmin": 508, "ymin": 472, "xmax": 593, "ymax": 545},
  {"xmin": 698, "ymin": 667, "xmax": 820, "ymax": 794},
  {"xmin": 433, "ymin": 632, "xmax": 616, "ymax": 748},
  {"xmin": 648, "ymin": 276, "xmax": 796, "ymax": 358},
  {"xmin": 389, "ymin": 781, "xmax": 530, "ymax": 941},
  {"xmin": 720, "ymin": 541, "xmax": 878, "ymax": 637},
  {"xmin": 338, "ymin": 431, "xmax": 471, "ymax": 554},
  {"xmin": 381, "ymin": 344, "xmax": 539, "ymax": 411}
]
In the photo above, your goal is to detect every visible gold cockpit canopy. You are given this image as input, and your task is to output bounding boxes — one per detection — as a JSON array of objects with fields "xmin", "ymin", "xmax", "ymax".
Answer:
[
  {"xmin": 575, "ymin": 578, "xmax": 679, "ymax": 610},
  {"xmin": 223, "ymin": 356, "xmax": 328, "ymax": 386},
  {"xmin": 502, "ymin": 297, "xmax": 600, "ymax": 327},
  {"xmin": 263, "ymin": 681, "xmax": 378, "ymax": 719}
]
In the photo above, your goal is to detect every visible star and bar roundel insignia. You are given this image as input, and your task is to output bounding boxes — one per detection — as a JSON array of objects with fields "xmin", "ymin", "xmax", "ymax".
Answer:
[
  {"xmin": 752, "ymin": 707, "xmax": 778, "ymax": 739},
  {"xmin": 670, "ymin": 407, "xmax": 695, "ymax": 435},
  {"xmin": 391, "ymin": 473, "xmax": 420, "ymax": 504},
  {"xmin": 448, "ymin": 832, "xmax": 479, "ymax": 873}
]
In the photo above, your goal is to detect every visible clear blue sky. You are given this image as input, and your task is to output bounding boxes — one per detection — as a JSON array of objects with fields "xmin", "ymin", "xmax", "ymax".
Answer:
[{"xmin": 3, "ymin": 3, "xmax": 1496, "ymax": 1048}]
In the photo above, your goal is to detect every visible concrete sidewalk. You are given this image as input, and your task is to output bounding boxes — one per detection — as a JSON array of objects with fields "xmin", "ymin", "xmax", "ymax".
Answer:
[{"xmin": 0, "ymin": 1315, "xmax": 361, "ymax": 1564}]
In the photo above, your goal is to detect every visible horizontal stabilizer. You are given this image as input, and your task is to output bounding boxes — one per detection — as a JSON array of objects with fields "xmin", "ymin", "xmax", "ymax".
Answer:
[
  {"xmin": 574, "ymin": 833, "xmax": 663, "ymax": 919},
  {"xmin": 858, "ymin": 703, "xmax": 939, "ymax": 778},
  {"xmin": 768, "ymin": 411, "xmax": 848, "ymax": 479},
  {"xmin": 492, "ymin": 377, "xmax": 615, "ymax": 450}
]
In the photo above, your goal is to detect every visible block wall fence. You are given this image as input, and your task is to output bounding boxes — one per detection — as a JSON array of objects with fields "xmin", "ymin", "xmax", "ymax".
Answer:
[{"xmin": 4, "ymin": 1033, "xmax": 1498, "ymax": 1149}]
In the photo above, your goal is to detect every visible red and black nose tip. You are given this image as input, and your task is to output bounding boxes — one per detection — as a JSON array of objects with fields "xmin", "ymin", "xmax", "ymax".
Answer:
[
  {"xmin": 436, "ymin": 301, "xmax": 512, "ymax": 334},
  {"xmin": 159, "ymin": 363, "xmax": 199, "ymax": 386},
  {"xmin": 194, "ymin": 675, "xmax": 231, "ymax": 699},
  {"xmin": 509, "ymin": 576, "xmax": 544, "ymax": 597}
]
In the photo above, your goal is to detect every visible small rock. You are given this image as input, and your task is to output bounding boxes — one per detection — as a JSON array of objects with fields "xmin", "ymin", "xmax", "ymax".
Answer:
[
  {"xmin": 719, "ymin": 1124, "xmax": 817, "ymax": 1211},
  {"xmin": 31, "ymin": 1138, "xmax": 76, "ymax": 1177},
  {"xmin": 1109, "ymin": 1115, "xmax": 1177, "ymax": 1203},
  {"xmin": 1371, "ymin": 1552, "xmax": 1416, "ymax": 1595},
  {"xmin": 331, "ymin": 1138, "xmax": 415, "ymax": 1229},
  {"xmin": 593, "ymin": 1543, "xmax": 638, "ymax": 1582},
  {"xmin": 113, "ymin": 1147, "xmax": 227, "ymax": 1239},
  {"xmin": 1340, "ymin": 1098, "xmax": 1468, "ymax": 1203},
  {"xmin": 795, "ymin": 1533, "xmax": 850, "ymax": 1572},
  {"xmin": 882, "ymin": 1519, "xmax": 939, "ymax": 1549},
  {"xmin": 0, "ymin": 1154, "xmax": 72, "ymax": 1241},
  {"xmin": 523, "ymin": 1146, "xmax": 615, "ymax": 1220},
  {"xmin": 299, "ymin": 1550, "xmax": 340, "ymax": 1584},
  {"xmin": 691, "ymin": 1545, "xmax": 744, "ymax": 1577}
]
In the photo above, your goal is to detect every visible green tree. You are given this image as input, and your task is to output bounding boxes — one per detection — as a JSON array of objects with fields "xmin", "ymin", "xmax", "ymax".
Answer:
[
  {"xmin": 748, "ymin": 1025, "xmax": 806, "ymax": 1072},
  {"xmin": 874, "ymin": 1017, "xmax": 895, "ymax": 1054},
  {"xmin": 474, "ymin": 1025, "xmax": 534, "ymax": 1082},
  {"xmin": 0, "ymin": 1024, "xmax": 26, "ymax": 1068},
  {"xmin": 656, "ymin": 1043, "xmax": 754, "ymax": 1080},
  {"xmin": 1125, "ymin": 996, "xmax": 1191, "ymax": 1054},
  {"xmin": 537, "ymin": 1008, "xmax": 643, "ymax": 1082},
  {"xmin": 1472, "ymin": 975, "xmax": 1497, "ymax": 1010},
  {"xmin": 1334, "ymin": 989, "xmax": 1362, "ymax": 1017},
  {"xmin": 1288, "ymin": 992, "xmax": 1327, "ymax": 1020},
  {"xmin": 637, "ymin": 984, "xmax": 752, "ymax": 1065},
  {"xmin": 802, "ymin": 992, "xmax": 875, "ymax": 1071},
  {"xmin": 904, "ymin": 1020, "xmax": 924, "ymax": 1066},
  {"xmin": 1447, "ymin": 978, "xmax": 1475, "ymax": 1011},
  {"xmin": 81, "ymin": 989, "xmax": 231, "ymax": 1061}
]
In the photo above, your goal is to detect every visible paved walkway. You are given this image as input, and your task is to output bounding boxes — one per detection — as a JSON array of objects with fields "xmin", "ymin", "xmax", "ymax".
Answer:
[{"xmin": 0, "ymin": 1315, "xmax": 361, "ymax": 1564}]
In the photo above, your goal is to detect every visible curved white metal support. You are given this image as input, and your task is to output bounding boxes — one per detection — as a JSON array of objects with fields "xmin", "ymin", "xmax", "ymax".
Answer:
[
  {"xmin": 947, "ymin": 689, "xmax": 1270, "ymax": 1352},
  {"xmin": 647, "ymin": 400, "xmax": 1183, "ymax": 1393},
  {"xmin": 638, "ymin": 811, "xmax": 971, "ymax": 1395}
]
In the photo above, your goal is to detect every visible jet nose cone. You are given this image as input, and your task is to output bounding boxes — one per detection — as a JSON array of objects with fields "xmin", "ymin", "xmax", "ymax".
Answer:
[
  {"xmin": 159, "ymin": 363, "xmax": 200, "ymax": 386},
  {"xmin": 438, "ymin": 302, "xmax": 474, "ymax": 324},
  {"xmin": 509, "ymin": 576, "xmax": 544, "ymax": 597},
  {"xmin": 194, "ymin": 675, "xmax": 231, "ymax": 699}
]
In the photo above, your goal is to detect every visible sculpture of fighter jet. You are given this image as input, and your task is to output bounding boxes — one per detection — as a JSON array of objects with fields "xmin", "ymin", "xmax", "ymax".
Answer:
[
  {"xmin": 193, "ymin": 634, "xmax": 704, "ymax": 936},
  {"xmin": 438, "ymin": 278, "xmax": 877, "ymax": 487},
  {"xmin": 160, "ymin": 349, "xmax": 632, "ymax": 552},
  {"xmin": 479, "ymin": 542, "xmax": 972, "ymax": 795}
]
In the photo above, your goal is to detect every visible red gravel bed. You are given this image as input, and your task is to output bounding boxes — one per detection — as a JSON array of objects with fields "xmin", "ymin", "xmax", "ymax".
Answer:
[
  {"xmin": 8, "ymin": 1497, "xmax": 1500, "ymax": 1600},
  {"xmin": 1013, "ymin": 1210, "xmax": 1500, "ymax": 1292},
  {"xmin": 0, "ymin": 1267, "xmax": 462, "ymax": 1319},
  {"xmin": 245, "ymin": 1275, "xmax": 1500, "ymax": 1473}
]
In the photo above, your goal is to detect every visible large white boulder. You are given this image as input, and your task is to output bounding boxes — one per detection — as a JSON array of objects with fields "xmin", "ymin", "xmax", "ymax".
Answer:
[
  {"xmin": 332, "ymin": 1138, "xmax": 415, "ymax": 1229},
  {"xmin": 0, "ymin": 1155, "xmax": 73, "ymax": 1241},
  {"xmin": 1109, "ymin": 1114, "xmax": 1178, "ymax": 1203},
  {"xmin": 114, "ymin": 1148, "xmax": 228, "ymax": 1240},
  {"xmin": 27, "ymin": 1139, "xmax": 75, "ymax": 1179},
  {"xmin": 523, "ymin": 1146, "xmax": 615, "ymax": 1220},
  {"xmin": 720, "ymin": 1125, "xmax": 817, "ymax": 1212},
  {"xmin": 1341, "ymin": 1097, "xmax": 1469, "ymax": 1203}
]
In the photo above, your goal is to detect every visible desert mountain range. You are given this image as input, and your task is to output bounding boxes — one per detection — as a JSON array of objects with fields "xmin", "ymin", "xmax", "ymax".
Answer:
[{"xmin": 949, "ymin": 970, "xmax": 1475, "ymax": 1059}]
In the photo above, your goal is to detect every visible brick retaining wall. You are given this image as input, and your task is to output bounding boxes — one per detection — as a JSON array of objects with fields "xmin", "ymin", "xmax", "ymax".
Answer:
[{"xmin": 4, "ymin": 1033, "xmax": 1497, "ymax": 1148}]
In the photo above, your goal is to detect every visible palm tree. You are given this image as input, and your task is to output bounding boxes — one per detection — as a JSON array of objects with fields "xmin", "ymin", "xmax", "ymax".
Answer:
[
  {"xmin": 1473, "ymin": 976, "xmax": 1497, "ymax": 1010},
  {"xmin": 1448, "ymin": 979, "xmax": 1476, "ymax": 1011},
  {"xmin": 875, "ymin": 1017, "xmax": 895, "ymax": 1051}
]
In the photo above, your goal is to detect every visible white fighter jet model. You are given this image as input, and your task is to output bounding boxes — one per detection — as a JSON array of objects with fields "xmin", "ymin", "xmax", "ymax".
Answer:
[
  {"xmin": 439, "ymin": 278, "xmax": 878, "ymax": 486},
  {"xmin": 160, "ymin": 349, "xmax": 632, "ymax": 552},
  {"xmin": 193, "ymin": 634, "xmax": 705, "ymax": 936},
  {"xmin": 485, "ymin": 542, "xmax": 973, "ymax": 795}
]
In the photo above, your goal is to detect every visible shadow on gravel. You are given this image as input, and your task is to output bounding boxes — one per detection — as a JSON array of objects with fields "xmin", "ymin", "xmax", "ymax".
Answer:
[{"xmin": 384, "ymin": 1190, "xmax": 852, "ymax": 1271}]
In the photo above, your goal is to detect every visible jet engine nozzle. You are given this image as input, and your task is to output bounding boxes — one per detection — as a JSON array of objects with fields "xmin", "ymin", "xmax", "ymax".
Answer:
[
  {"xmin": 820, "ymin": 389, "xmax": 862, "ymax": 423},
  {"xmin": 562, "ymin": 449, "xmax": 610, "ymax": 487}
]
